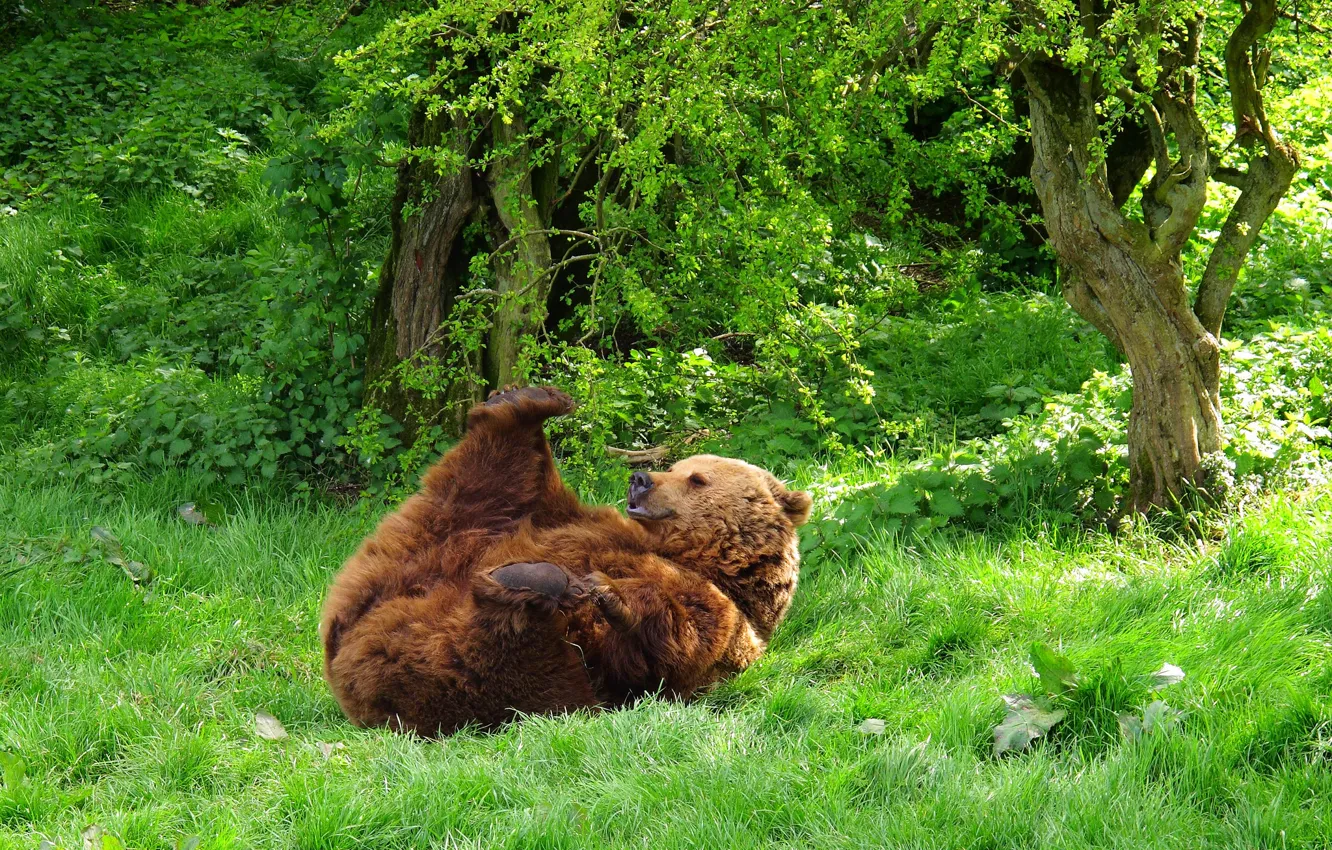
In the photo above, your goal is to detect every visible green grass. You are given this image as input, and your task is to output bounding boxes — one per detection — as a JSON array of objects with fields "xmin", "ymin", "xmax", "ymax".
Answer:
[{"xmin": 3, "ymin": 469, "xmax": 1331, "ymax": 848}]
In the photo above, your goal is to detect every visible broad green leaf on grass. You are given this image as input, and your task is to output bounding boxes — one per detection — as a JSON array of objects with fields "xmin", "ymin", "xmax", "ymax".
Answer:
[
  {"xmin": 1118, "ymin": 711, "xmax": 1144, "ymax": 741},
  {"xmin": 1149, "ymin": 662, "xmax": 1185, "ymax": 689},
  {"xmin": 1143, "ymin": 699, "xmax": 1185, "ymax": 731},
  {"xmin": 81, "ymin": 825, "xmax": 123, "ymax": 850},
  {"xmin": 90, "ymin": 526, "xmax": 120, "ymax": 552},
  {"xmin": 1119, "ymin": 700, "xmax": 1185, "ymax": 741},
  {"xmin": 993, "ymin": 694, "xmax": 1066, "ymax": 756},
  {"xmin": 177, "ymin": 837, "xmax": 202, "ymax": 850},
  {"xmin": 255, "ymin": 711, "xmax": 288, "ymax": 740},
  {"xmin": 179, "ymin": 500, "xmax": 226, "ymax": 527},
  {"xmin": 178, "ymin": 503, "xmax": 208, "ymax": 525},
  {"xmin": 0, "ymin": 752, "xmax": 25, "ymax": 788},
  {"xmin": 1030, "ymin": 642, "xmax": 1078, "ymax": 694},
  {"xmin": 856, "ymin": 718, "xmax": 886, "ymax": 735},
  {"xmin": 91, "ymin": 527, "xmax": 152, "ymax": 585}
]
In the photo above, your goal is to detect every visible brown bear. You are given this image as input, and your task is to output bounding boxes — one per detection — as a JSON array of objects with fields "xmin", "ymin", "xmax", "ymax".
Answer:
[{"xmin": 320, "ymin": 386, "xmax": 811, "ymax": 735}]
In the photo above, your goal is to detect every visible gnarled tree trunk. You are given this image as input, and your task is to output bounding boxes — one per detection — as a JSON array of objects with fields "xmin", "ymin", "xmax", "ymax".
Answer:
[
  {"xmin": 1025, "ymin": 65, "xmax": 1222, "ymax": 509},
  {"xmin": 1019, "ymin": 0, "xmax": 1297, "ymax": 512},
  {"xmin": 485, "ymin": 112, "xmax": 555, "ymax": 389},
  {"xmin": 365, "ymin": 109, "xmax": 479, "ymax": 441},
  {"xmin": 365, "ymin": 102, "xmax": 559, "ymax": 442}
]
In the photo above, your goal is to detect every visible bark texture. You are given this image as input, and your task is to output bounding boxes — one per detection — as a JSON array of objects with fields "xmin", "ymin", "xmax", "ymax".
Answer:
[
  {"xmin": 485, "ymin": 112, "xmax": 555, "ymax": 389},
  {"xmin": 365, "ymin": 102, "xmax": 560, "ymax": 441},
  {"xmin": 365, "ymin": 109, "xmax": 479, "ymax": 439}
]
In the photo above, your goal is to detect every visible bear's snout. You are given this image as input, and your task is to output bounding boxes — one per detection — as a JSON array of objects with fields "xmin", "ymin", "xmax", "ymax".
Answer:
[
  {"xmin": 629, "ymin": 471, "xmax": 654, "ymax": 500},
  {"xmin": 627, "ymin": 471, "xmax": 673, "ymax": 520}
]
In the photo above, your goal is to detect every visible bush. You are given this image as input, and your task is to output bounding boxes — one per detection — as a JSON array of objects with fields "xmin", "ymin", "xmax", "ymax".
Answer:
[{"xmin": 801, "ymin": 323, "xmax": 1332, "ymax": 553}]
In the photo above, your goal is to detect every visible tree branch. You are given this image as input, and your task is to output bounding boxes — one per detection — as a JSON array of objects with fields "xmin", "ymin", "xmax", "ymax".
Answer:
[
  {"xmin": 1225, "ymin": 0, "xmax": 1279, "ymax": 145},
  {"xmin": 1061, "ymin": 273, "xmax": 1125, "ymax": 354},
  {"xmin": 1147, "ymin": 16, "xmax": 1210, "ymax": 257},
  {"xmin": 1194, "ymin": 0, "xmax": 1301, "ymax": 337},
  {"xmin": 1210, "ymin": 166, "xmax": 1249, "ymax": 190}
]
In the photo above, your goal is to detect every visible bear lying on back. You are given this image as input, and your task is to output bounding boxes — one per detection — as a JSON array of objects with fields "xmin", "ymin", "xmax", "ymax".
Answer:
[{"xmin": 320, "ymin": 386, "xmax": 811, "ymax": 735}]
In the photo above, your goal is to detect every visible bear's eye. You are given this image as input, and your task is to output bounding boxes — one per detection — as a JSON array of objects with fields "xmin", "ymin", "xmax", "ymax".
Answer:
[{"xmin": 688, "ymin": 473, "xmax": 709, "ymax": 488}]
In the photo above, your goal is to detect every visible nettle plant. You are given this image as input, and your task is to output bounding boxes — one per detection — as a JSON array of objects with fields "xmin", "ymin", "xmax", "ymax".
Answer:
[{"xmin": 993, "ymin": 643, "xmax": 1187, "ymax": 757}]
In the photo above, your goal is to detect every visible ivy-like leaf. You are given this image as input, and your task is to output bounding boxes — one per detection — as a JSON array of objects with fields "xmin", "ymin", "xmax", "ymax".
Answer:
[
  {"xmin": 1030, "ymin": 642, "xmax": 1078, "ymax": 694},
  {"xmin": 993, "ymin": 694, "xmax": 1066, "ymax": 756}
]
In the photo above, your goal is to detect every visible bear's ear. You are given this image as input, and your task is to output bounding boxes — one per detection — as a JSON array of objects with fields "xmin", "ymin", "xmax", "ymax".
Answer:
[{"xmin": 778, "ymin": 489, "xmax": 812, "ymax": 526}]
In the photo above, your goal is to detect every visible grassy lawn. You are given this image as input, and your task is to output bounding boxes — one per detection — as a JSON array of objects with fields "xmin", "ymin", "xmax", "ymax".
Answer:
[{"xmin": 3, "ymin": 470, "xmax": 1331, "ymax": 848}]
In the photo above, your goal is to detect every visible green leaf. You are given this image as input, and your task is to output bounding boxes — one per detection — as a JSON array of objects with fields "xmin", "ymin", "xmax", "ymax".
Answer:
[
  {"xmin": 178, "ymin": 500, "xmax": 226, "ymax": 527},
  {"xmin": 928, "ymin": 489, "xmax": 965, "ymax": 518},
  {"xmin": 880, "ymin": 484, "xmax": 919, "ymax": 515},
  {"xmin": 993, "ymin": 694, "xmax": 1066, "ymax": 756},
  {"xmin": 1142, "ymin": 699, "xmax": 1185, "ymax": 732},
  {"xmin": 0, "ymin": 752, "xmax": 25, "ymax": 788},
  {"xmin": 1311, "ymin": 374, "xmax": 1325, "ymax": 398},
  {"xmin": 1117, "ymin": 711, "xmax": 1144, "ymax": 742},
  {"xmin": 1120, "ymin": 700, "xmax": 1185, "ymax": 741},
  {"xmin": 1030, "ymin": 642, "xmax": 1078, "ymax": 694}
]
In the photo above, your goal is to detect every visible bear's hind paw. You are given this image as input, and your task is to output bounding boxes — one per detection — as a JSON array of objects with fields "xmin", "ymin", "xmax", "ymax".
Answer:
[
  {"xmin": 484, "ymin": 562, "xmax": 592, "ymax": 611},
  {"xmin": 476, "ymin": 385, "xmax": 576, "ymax": 423}
]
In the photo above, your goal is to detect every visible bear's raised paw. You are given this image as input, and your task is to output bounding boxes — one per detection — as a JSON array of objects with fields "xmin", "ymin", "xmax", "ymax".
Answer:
[{"xmin": 473, "ymin": 385, "xmax": 576, "ymax": 426}]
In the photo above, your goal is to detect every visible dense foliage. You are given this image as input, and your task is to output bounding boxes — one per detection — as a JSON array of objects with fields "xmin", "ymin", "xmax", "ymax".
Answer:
[{"xmin": 1, "ymin": 0, "xmax": 1329, "ymax": 523}]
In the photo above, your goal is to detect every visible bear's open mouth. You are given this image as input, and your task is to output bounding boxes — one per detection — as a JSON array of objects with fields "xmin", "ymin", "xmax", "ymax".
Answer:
[{"xmin": 626, "ymin": 504, "xmax": 675, "ymax": 521}]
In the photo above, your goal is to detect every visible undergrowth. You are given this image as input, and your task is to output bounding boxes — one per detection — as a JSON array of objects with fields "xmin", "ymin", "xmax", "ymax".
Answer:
[{"xmin": 2, "ymin": 473, "xmax": 1331, "ymax": 847}]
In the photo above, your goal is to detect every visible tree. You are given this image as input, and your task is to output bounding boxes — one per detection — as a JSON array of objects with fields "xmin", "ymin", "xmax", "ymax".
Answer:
[
  {"xmin": 342, "ymin": 0, "xmax": 922, "ymax": 445},
  {"xmin": 1009, "ymin": 0, "xmax": 1299, "ymax": 509},
  {"xmin": 362, "ymin": 72, "xmax": 568, "ymax": 439}
]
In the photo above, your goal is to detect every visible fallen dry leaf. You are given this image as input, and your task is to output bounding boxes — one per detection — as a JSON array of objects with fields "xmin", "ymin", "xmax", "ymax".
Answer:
[{"xmin": 255, "ymin": 711, "xmax": 288, "ymax": 741}]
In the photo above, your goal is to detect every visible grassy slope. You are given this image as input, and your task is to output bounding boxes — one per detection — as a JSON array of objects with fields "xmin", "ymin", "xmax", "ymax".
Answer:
[{"xmin": 2, "ymin": 470, "xmax": 1330, "ymax": 848}]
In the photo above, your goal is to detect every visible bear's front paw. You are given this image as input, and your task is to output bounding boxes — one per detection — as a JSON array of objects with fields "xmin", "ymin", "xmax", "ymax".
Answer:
[{"xmin": 584, "ymin": 572, "xmax": 640, "ymax": 632}]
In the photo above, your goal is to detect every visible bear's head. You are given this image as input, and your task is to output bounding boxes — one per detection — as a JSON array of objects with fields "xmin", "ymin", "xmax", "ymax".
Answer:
[{"xmin": 625, "ymin": 454, "xmax": 811, "ymax": 575}]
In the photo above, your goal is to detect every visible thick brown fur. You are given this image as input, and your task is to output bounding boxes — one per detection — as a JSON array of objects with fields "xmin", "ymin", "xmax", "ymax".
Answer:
[{"xmin": 320, "ymin": 386, "xmax": 812, "ymax": 735}]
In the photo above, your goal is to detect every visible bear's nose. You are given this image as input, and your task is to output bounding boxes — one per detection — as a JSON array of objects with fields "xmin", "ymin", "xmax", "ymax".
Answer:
[{"xmin": 628, "ymin": 471, "xmax": 654, "ymax": 504}]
